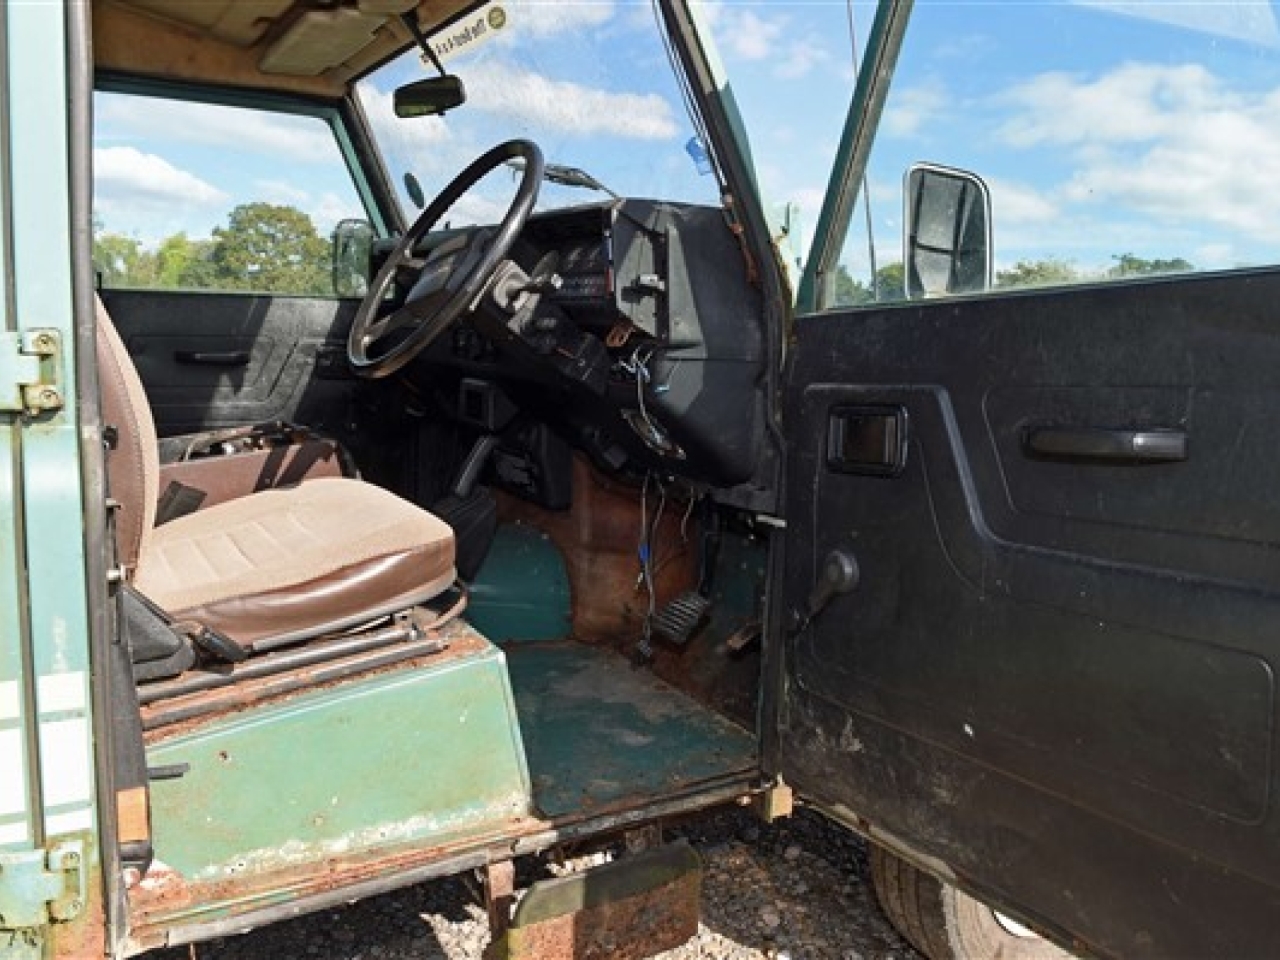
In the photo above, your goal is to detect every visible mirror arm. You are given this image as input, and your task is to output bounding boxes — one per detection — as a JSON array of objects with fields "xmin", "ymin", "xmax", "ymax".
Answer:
[{"xmin": 399, "ymin": 11, "xmax": 447, "ymax": 77}]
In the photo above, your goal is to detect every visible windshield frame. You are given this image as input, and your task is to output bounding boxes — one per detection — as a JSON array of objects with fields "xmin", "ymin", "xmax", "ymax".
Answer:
[{"xmin": 794, "ymin": 0, "xmax": 913, "ymax": 315}]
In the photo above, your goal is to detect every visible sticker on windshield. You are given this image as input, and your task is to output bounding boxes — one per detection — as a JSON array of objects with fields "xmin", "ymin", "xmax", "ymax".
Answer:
[{"xmin": 425, "ymin": 2, "xmax": 508, "ymax": 66}]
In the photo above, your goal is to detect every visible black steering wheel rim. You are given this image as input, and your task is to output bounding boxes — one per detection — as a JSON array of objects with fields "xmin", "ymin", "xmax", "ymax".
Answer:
[{"xmin": 348, "ymin": 139, "xmax": 544, "ymax": 379}]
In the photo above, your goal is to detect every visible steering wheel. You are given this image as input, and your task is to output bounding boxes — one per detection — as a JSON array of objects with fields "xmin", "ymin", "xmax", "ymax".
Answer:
[{"xmin": 348, "ymin": 139, "xmax": 544, "ymax": 378}]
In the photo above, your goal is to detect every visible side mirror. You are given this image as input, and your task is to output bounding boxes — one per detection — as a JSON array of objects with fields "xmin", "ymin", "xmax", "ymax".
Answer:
[
  {"xmin": 903, "ymin": 163, "xmax": 992, "ymax": 300},
  {"xmin": 332, "ymin": 219, "xmax": 375, "ymax": 298},
  {"xmin": 394, "ymin": 76, "xmax": 466, "ymax": 118}
]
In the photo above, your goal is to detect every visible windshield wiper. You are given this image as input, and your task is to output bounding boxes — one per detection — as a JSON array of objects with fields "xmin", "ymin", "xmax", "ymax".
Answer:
[{"xmin": 508, "ymin": 159, "xmax": 618, "ymax": 199}]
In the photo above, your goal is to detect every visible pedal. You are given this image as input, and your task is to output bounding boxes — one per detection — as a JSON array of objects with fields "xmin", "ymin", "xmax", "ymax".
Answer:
[{"xmin": 651, "ymin": 592, "xmax": 711, "ymax": 647}]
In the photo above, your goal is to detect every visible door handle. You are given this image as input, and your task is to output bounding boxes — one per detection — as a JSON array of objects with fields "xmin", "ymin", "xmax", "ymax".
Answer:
[
  {"xmin": 791, "ymin": 548, "xmax": 860, "ymax": 636},
  {"xmin": 174, "ymin": 350, "xmax": 251, "ymax": 366},
  {"xmin": 1024, "ymin": 426, "xmax": 1187, "ymax": 463}
]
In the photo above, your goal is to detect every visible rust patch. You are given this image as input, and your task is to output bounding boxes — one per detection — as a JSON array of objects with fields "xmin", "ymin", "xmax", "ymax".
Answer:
[
  {"xmin": 488, "ymin": 848, "xmax": 701, "ymax": 960},
  {"xmin": 127, "ymin": 813, "xmax": 540, "ymax": 931},
  {"xmin": 495, "ymin": 457, "xmax": 698, "ymax": 647},
  {"xmin": 47, "ymin": 855, "xmax": 106, "ymax": 960},
  {"xmin": 143, "ymin": 621, "xmax": 490, "ymax": 744},
  {"xmin": 495, "ymin": 456, "xmax": 760, "ymax": 726}
]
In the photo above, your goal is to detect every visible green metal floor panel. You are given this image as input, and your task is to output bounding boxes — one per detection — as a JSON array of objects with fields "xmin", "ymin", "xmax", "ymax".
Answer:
[
  {"xmin": 147, "ymin": 640, "xmax": 531, "ymax": 883},
  {"xmin": 504, "ymin": 643, "xmax": 757, "ymax": 819},
  {"xmin": 467, "ymin": 523, "xmax": 572, "ymax": 643}
]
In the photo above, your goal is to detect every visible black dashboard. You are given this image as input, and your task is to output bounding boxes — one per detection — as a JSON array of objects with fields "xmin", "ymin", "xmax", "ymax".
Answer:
[{"xmin": 413, "ymin": 198, "xmax": 768, "ymax": 490}]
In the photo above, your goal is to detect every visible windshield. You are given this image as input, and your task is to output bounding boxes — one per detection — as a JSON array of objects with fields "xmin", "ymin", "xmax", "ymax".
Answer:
[{"xmin": 359, "ymin": 0, "xmax": 723, "ymax": 225}]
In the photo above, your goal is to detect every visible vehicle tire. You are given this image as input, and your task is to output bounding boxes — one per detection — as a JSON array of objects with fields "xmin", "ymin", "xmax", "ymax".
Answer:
[{"xmin": 869, "ymin": 843, "xmax": 1076, "ymax": 960}]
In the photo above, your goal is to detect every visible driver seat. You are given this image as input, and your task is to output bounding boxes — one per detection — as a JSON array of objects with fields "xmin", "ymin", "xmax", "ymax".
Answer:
[{"xmin": 96, "ymin": 296, "xmax": 457, "ymax": 653}]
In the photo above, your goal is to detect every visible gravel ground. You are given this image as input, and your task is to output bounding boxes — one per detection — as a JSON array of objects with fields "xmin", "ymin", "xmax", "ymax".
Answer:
[{"xmin": 156, "ymin": 805, "xmax": 921, "ymax": 960}]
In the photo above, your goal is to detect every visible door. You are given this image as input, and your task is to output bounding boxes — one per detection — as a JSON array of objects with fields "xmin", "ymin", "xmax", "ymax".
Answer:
[
  {"xmin": 1, "ymin": 1, "xmax": 106, "ymax": 955},
  {"xmin": 91, "ymin": 83, "xmax": 380, "ymax": 439},
  {"xmin": 767, "ymin": 4, "xmax": 1280, "ymax": 957},
  {"xmin": 776, "ymin": 273, "xmax": 1280, "ymax": 958}
]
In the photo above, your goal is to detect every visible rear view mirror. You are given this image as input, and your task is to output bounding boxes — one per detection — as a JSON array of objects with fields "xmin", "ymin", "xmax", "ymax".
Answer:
[
  {"xmin": 903, "ymin": 163, "xmax": 992, "ymax": 300},
  {"xmin": 394, "ymin": 76, "xmax": 466, "ymax": 118},
  {"xmin": 332, "ymin": 219, "xmax": 374, "ymax": 297}
]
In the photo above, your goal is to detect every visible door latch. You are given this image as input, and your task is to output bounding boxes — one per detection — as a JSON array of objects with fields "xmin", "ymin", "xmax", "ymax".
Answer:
[{"xmin": 0, "ymin": 839, "xmax": 87, "ymax": 932}]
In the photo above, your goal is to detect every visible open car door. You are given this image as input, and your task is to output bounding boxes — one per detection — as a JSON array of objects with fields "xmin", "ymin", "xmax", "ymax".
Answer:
[
  {"xmin": 774, "ymin": 257, "xmax": 1280, "ymax": 957},
  {"xmin": 760, "ymin": 3, "xmax": 1280, "ymax": 955}
]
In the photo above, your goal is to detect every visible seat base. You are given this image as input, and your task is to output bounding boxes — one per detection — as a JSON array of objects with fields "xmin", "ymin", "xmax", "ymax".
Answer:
[{"xmin": 135, "ymin": 477, "xmax": 456, "ymax": 648}]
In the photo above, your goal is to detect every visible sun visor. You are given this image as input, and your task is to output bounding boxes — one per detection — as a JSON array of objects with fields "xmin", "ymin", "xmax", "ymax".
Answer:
[
  {"xmin": 119, "ymin": 0, "xmax": 293, "ymax": 47},
  {"xmin": 358, "ymin": 0, "xmax": 421, "ymax": 14},
  {"xmin": 259, "ymin": 7, "xmax": 387, "ymax": 76}
]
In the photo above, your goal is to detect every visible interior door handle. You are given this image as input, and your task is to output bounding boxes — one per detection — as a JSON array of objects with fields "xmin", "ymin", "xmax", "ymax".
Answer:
[
  {"xmin": 174, "ymin": 350, "xmax": 251, "ymax": 366},
  {"xmin": 1024, "ymin": 426, "xmax": 1187, "ymax": 463}
]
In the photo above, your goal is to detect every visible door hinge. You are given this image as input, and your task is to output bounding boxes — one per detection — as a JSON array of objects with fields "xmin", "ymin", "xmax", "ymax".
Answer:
[
  {"xmin": 0, "ymin": 840, "xmax": 87, "ymax": 933},
  {"xmin": 0, "ymin": 329, "xmax": 64, "ymax": 415}
]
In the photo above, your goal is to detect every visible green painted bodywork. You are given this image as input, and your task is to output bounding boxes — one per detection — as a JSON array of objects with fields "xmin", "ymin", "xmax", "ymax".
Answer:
[
  {"xmin": 505, "ymin": 643, "xmax": 756, "ymax": 819},
  {"xmin": 467, "ymin": 523, "xmax": 571, "ymax": 643},
  {"xmin": 0, "ymin": 2, "xmax": 101, "ymax": 955},
  {"xmin": 146, "ymin": 639, "xmax": 531, "ymax": 886}
]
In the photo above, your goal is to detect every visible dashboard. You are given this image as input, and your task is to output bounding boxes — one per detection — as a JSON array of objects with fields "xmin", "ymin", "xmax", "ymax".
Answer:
[{"xmin": 413, "ymin": 198, "xmax": 768, "ymax": 490}]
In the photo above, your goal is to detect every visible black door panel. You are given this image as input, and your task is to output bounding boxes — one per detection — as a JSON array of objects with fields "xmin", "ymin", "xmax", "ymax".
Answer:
[
  {"xmin": 778, "ymin": 270, "xmax": 1280, "ymax": 958},
  {"xmin": 99, "ymin": 290, "xmax": 359, "ymax": 438}
]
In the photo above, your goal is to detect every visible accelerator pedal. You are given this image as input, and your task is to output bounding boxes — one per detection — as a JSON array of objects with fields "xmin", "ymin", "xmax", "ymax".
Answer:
[{"xmin": 651, "ymin": 591, "xmax": 711, "ymax": 647}]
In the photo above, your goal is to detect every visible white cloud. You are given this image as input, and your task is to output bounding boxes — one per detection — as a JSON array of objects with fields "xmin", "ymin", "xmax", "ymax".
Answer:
[
  {"xmin": 96, "ymin": 96, "xmax": 339, "ymax": 164},
  {"xmin": 509, "ymin": 0, "xmax": 615, "ymax": 36},
  {"xmin": 883, "ymin": 83, "xmax": 947, "ymax": 138},
  {"xmin": 985, "ymin": 176, "xmax": 1059, "ymax": 226},
  {"xmin": 996, "ymin": 63, "xmax": 1219, "ymax": 148},
  {"xmin": 464, "ymin": 62, "xmax": 679, "ymax": 139},
  {"xmin": 256, "ymin": 179, "xmax": 365, "ymax": 234},
  {"xmin": 726, "ymin": 10, "xmax": 783, "ymax": 61},
  {"xmin": 997, "ymin": 62, "xmax": 1280, "ymax": 245},
  {"xmin": 774, "ymin": 38, "xmax": 831, "ymax": 81},
  {"xmin": 94, "ymin": 146, "xmax": 227, "ymax": 218},
  {"xmin": 704, "ymin": 6, "xmax": 837, "ymax": 81}
]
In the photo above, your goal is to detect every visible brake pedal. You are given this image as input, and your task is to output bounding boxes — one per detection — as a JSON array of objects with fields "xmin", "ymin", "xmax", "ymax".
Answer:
[{"xmin": 651, "ymin": 591, "xmax": 711, "ymax": 647}]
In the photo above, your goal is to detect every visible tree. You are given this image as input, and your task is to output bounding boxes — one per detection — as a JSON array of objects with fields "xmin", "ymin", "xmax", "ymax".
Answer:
[
  {"xmin": 154, "ymin": 232, "xmax": 217, "ymax": 289},
  {"xmin": 210, "ymin": 202, "xmax": 331, "ymax": 295},
  {"xmin": 874, "ymin": 262, "xmax": 906, "ymax": 302},
  {"xmin": 1108, "ymin": 253, "xmax": 1194, "ymax": 278},
  {"xmin": 996, "ymin": 258, "xmax": 1079, "ymax": 289},
  {"xmin": 830, "ymin": 262, "xmax": 907, "ymax": 307},
  {"xmin": 832, "ymin": 264, "xmax": 872, "ymax": 306},
  {"xmin": 93, "ymin": 231, "xmax": 157, "ymax": 287}
]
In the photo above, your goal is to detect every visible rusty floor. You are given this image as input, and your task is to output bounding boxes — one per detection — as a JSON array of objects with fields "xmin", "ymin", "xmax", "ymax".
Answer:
[{"xmin": 503, "ymin": 642, "xmax": 758, "ymax": 819}]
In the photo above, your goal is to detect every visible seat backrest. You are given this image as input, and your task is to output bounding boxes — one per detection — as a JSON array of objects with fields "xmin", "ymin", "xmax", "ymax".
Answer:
[{"xmin": 95, "ymin": 296, "xmax": 159, "ymax": 575}]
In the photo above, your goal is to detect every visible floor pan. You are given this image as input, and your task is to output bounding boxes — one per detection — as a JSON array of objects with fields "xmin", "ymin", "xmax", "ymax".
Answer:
[{"xmin": 503, "ymin": 641, "xmax": 758, "ymax": 819}]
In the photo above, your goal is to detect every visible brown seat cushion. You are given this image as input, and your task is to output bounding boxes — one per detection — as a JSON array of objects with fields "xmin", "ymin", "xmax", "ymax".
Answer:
[{"xmin": 133, "ymin": 477, "xmax": 455, "ymax": 648}]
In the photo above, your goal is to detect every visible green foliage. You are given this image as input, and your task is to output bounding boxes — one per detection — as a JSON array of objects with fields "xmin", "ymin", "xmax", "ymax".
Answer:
[
  {"xmin": 996, "ymin": 258, "xmax": 1079, "ymax": 289},
  {"xmin": 92, "ymin": 203, "xmax": 333, "ymax": 295},
  {"xmin": 875, "ymin": 262, "xmax": 906, "ymax": 301},
  {"xmin": 93, "ymin": 233, "xmax": 155, "ymax": 288},
  {"xmin": 831, "ymin": 262, "xmax": 907, "ymax": 307},
  {"xmin": 211, "ymin": 203, "xmax": 331, "ymax": 294},
  {"xmin": 1108, "ymin": 253, "xmax": 1194, "ymax": 278}
]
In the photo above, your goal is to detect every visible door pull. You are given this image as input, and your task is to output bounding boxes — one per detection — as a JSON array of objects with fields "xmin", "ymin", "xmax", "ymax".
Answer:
[
  {"xmin": 174, "ymin": 350, "xmax": 251, "ymax": 366},
  {"xmin": 1024, "ymin": 426, "xmax": 1187, "ymax": 463}
]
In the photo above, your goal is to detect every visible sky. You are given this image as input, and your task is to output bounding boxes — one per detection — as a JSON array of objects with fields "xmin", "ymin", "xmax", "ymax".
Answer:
[{"xmin": 92, "ymin": 0, "xmax": 1280, "ymax": 288}]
